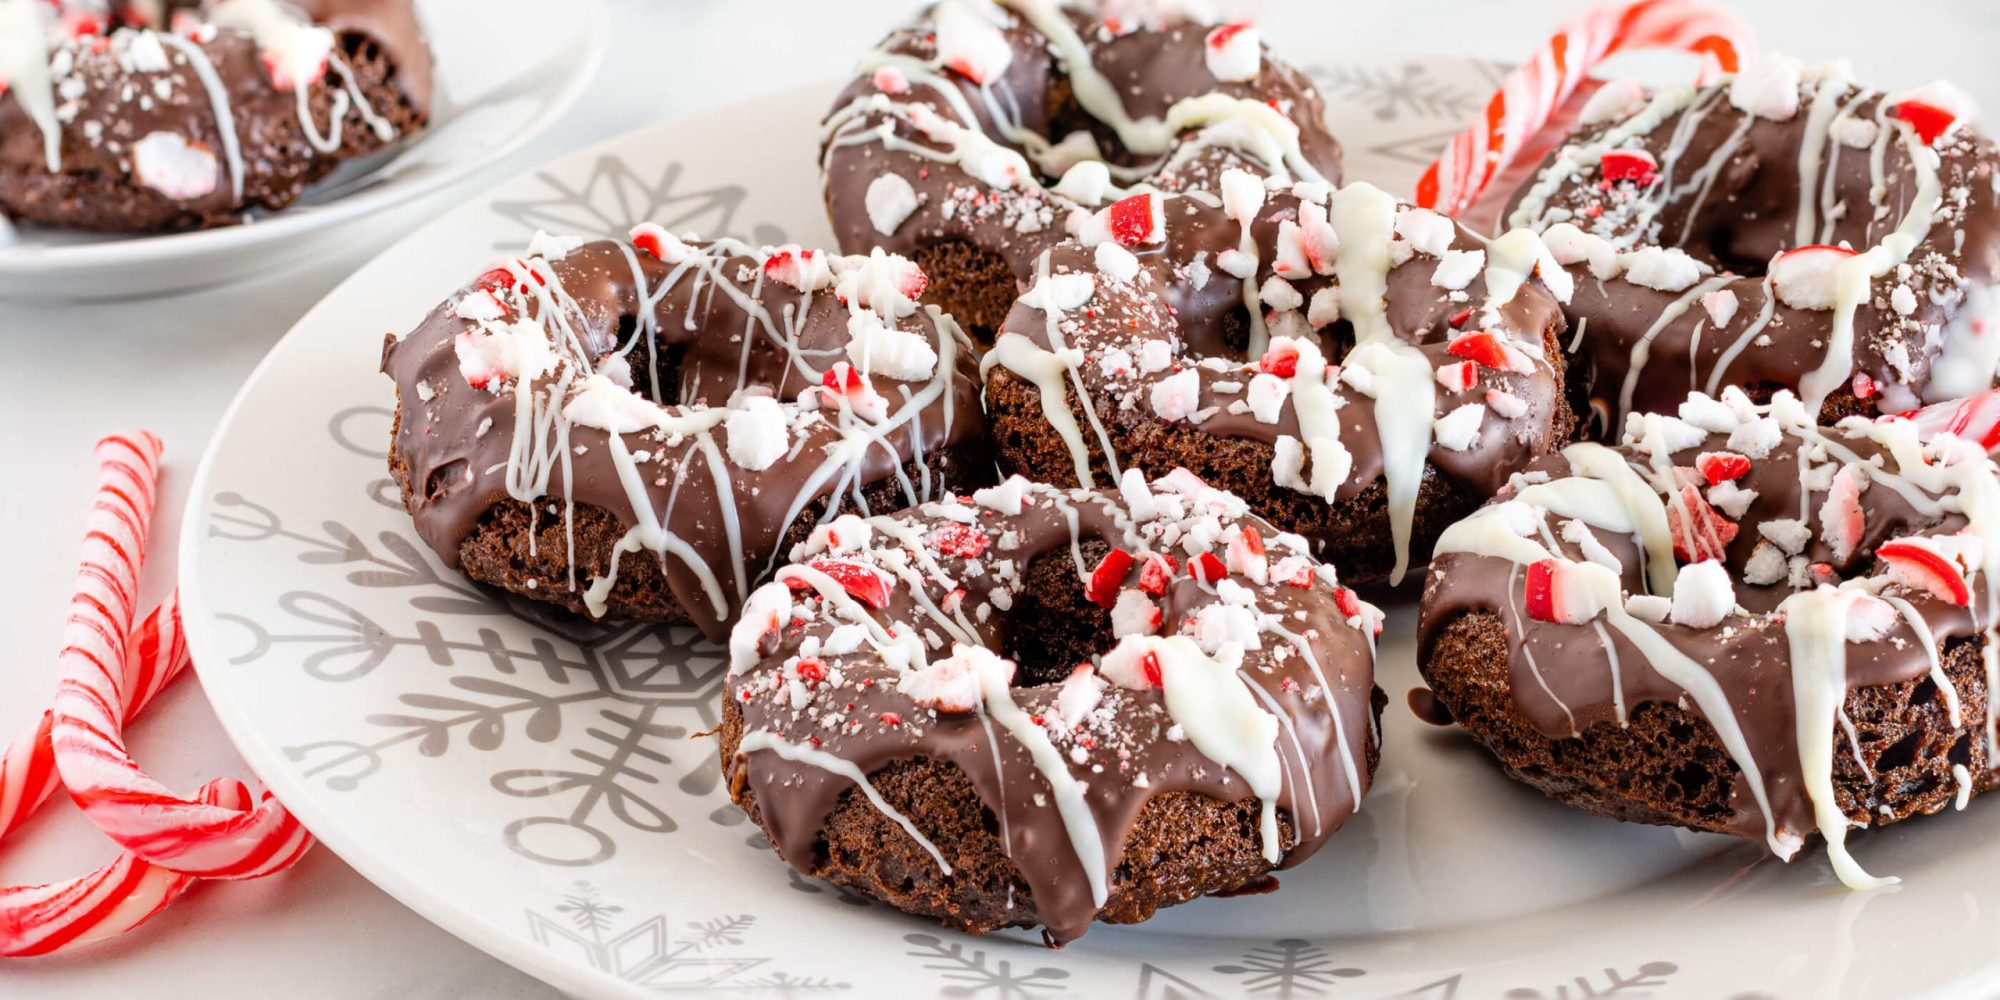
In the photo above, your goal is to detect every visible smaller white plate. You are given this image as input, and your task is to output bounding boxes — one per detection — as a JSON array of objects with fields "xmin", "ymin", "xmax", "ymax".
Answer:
[{"xmin": 0, "ymin": 0, "xmax": 609, "ymax": 302}]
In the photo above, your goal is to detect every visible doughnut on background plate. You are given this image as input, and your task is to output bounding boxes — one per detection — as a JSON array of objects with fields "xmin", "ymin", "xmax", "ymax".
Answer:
[
  {"xmin": 179, "ymin": 54, "xmax": 2000, "ymax": 1000},
  {"xmin": 0, "ymin": 0, "xmax": 609, "ymax": 302}
]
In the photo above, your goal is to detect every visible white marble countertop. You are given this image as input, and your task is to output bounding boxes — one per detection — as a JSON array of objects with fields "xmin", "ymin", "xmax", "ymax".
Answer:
[{"xmin": 1, "ymin": 0, "xmax": 1994, "ymax": 995}]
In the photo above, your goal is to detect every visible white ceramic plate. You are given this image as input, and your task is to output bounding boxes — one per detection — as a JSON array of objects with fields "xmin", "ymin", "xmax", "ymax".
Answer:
[
  {"xmin": 182, "ymin": 59, "xmax": 2000, "ymax": 999},
  {"xmin": 0, "ymin": 0, "xmax": 609, "ymax": 302}
]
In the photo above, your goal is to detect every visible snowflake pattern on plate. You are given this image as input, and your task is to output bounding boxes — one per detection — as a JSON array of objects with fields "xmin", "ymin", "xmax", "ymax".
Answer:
[{"xmin": 528, "ymin": 882, "xmax": 848, "ymax": 990}]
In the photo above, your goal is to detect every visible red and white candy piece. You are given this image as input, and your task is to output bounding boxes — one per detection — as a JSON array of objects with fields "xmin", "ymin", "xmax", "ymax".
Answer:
[
  {"xmin": 1770, "ymin": 245, "xmax": 1855, "ymax": 310},
  {"xmin": 1258, "ymin": 338, "xmax": 1301, "ymax": 379},
  {"xmin": 1888, "ymin": 83, "xmax": 1975, "ymax": 146},
  {"xmin": 1878, "ymin": 538, "xmax": 1973, "ymax": 606},
  {"xmin": 1667, "ymin": 483, "xmax": 1739, "ymax": 564},
  {"xmin": 1414, "ymin": 0, "xmax": 1753, "ymax": 216},
  {"xmin": 1137, "ymin": 553, "xmax": 1178, "ymax": 595},
  {"xmin": 799, "ymin": 559, "xmax": 894, "ymax": 609},
  {"xmin": 1075, "ymin": 192, "xmax": 1166, "ymax": 248},
  {"xmin": 1898, "ymin": 389, "xmax": 2000, "ymax": 453},
  {"xmin": 1695, "ymin": 450, "xmax": 1750, "ymax": 484},
  {"xmin": 1225, "ymin": 526, "xmax": 1268, "ymax": 585},
  {"xmin": 628, "ymin": 222, "xmax": 692, "ymax": 264},
  {"xmin": 1523, "ymin": 558, "xmax": 1604, "ymax": 624},
  {"xmin": 896, "ymin": 647, "xmax": 1007, "ymax": 714},
  {"xmin": 1818, "ymin": 466, "xmax": 1866, "ymax": 564},
  {"xmin": 1086, "ymin": 549, "xmax": 1137, "ymax": 608},
  {"xmin": 1204, "ymin": 23, "xmax": 1260, "ymax": 83},
  {"xmin": 763, "ymin": 245, "xmax": 833, "ymax": 291},
  {"xmin": 931, "ymin": 0, "xmax": 1014, "ymax": 86},
  {"xmin": 1111, "ymin": 589, "xmax": 1163, "ymax": 637}
]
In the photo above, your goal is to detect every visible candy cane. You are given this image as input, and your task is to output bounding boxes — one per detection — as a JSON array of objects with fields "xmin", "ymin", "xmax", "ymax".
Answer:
[
  {"xmin": 0, "ymin": 600, "xmax": 189, "ymax": 842},
  {"xmin": 0, "ymin": 596, "xmax": 204, "ymax": 958},
  {"xmin": 0, "ymin": 433, "xmax": 249, "ymax": 957},
  {"xmin": 1414, "ymin": 0, "xmax": 1756, "ymax": 217},
  {"xmin": 1, "ymin": 780, "xmax": 248, "ymax": 957},
  {"xmin": 51, "ymin": 433, "xmax": 314, "ymax": 880}
]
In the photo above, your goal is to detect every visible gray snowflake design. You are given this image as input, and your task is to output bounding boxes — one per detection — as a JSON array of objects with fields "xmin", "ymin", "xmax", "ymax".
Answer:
[
  {"xmin": 208, "ymin": 405, "xmax": 737, "ymax": 867},
  {"xmin": 489, "ymin": 154, "xmax": 788, "ymax": 251},
  {"xmin": 528, "ymin": 881, "xmax": 847, "ymax": 991},
  {"xmin": 1213, "ymin": 939, "xmax": 1367, "ymax": 997}
]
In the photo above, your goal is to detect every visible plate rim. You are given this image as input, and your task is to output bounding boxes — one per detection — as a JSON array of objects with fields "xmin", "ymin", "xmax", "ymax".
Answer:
[{"xmin": 0, "ymin": 0, "xmax": 613, "ymax": 278}]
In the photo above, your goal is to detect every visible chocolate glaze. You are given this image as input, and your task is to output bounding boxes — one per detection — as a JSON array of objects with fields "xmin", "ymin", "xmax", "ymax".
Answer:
[
  {"xmin": 980, "ymin": 180, "xmax": 1572, "ymax": 589},
  {"xmin": 726, "ymin": 475, "xmax": 1379, "ymax": 944},
  {"xmin": 1007, "ymin": 191, "xmax": 1567, "ymax": 494},
  {"xmin": 382, "ymin": 237, "xmax": 990, "ymax": 640},
  {"xmin": 0, "ymin": 0, "xmax": 432, "ymax": 228},
  {"xmin": 821, "ymin": 0, "xmax": 1342, "ymax": 293},
  {"xmin": 1419, "ymin": 400, "xmax": 1993, "ymax": 858},
  {"xmin": 1506, "ymin": 71, "xmax": 2000, "ymax": 425}
]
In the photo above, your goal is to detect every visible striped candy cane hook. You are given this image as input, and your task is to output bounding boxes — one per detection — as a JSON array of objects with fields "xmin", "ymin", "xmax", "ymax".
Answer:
[
  {"xmin": 51, "ymin": 434, "xmax": 314, "ymax": 880},
  {"xmin": 1, "ymin": 433, "xmax": 313, "ymax": 956},
  {"xmin": 1413, "ymin": 0, "xmax": 1756, "ymax": 217}
]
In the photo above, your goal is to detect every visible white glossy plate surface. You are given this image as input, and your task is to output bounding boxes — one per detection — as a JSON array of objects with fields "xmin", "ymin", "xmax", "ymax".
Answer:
[
  {"xmin": 0, "ymin": 0, "xmax": 609, "ymax": 302},
  {"xmin": 181, "ymin": 58, "xmax": 2000, "ymax": 999}
]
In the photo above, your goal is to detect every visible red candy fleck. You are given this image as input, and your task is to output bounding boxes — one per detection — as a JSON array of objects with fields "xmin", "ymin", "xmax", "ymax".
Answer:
[
  {"xmin": 879, "ymin": 712, "xmax": 902, "ymax": 726},
  {"xmin": 1258, "ymin": 340, "xmax": 1300, "ymax": 378},
  {"xmin": 1891, "ymin": 100, "xmax": 1958, "ymax": 146},
  {"xmin": 1106, "ymin": 193, "xmax": 1164, "ymax": 246},
  {"xmin": 1137, "ymin": 553, "xmax": 1179, "ymax": 595},
  {"xmin": 927, "ymin": 523, "xmax": 989, "ymax": 558},
  {"xmin": 1206, "ymin": 22, "xmax": 1250, "ymax": 49},
  {"xmin": 475, "ymin": 266, "xmax": 519, "ymax": 291},
  {"xmin": 1333, "ymin": 586, "xmax": 1362, "ymax": 619},
  {"xmin": 1599, "ymin": 149, "xmax": 1660, "ymax": 186},
  {"xmin": 794, "ymin": 657, "xmax": 827, "ymax": 684},
  {"xmin": 1141, "ymin": 651, "xmax": 1164, "ymax": 688},
  {"xmin": 1694, "ymin": 451, "xmax": 1750, "ymax": 485},
  {"xmin": 1086, "ymin": 549, "xmax": 1136, "ymax": 608},
  {"xmin": 807, "ymin": 560, "xmax": 893, "ymax": 608},
  {"xmin": 1445, "ymin": 331, "xmax": 1510, "ymax": 370},
  {"xmin": 1190, "ymin": 551, "xmax": 1228, "ymax": 584}
]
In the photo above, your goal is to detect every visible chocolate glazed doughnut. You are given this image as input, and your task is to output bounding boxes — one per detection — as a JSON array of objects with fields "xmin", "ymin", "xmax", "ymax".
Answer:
[
  {"xmin": 1419, "ymin": 387, "xmax": 2000, "ymax": 886},
  {"xmin": 722, "ymin": 471, "xmax": 1383, "ymax": 944},
  {"xmin": 382, "ymin": 230, "xmax": 992, "ymax": 640},
  {"xmin": 985, "ymin": 175, "xmax": 1576, "ymax": 587},
  {"xmin": 0, "ymin": 0, "xmax": 432, "ymax": 232},
  {"xmin": 1504, "ymin": 56, "xmax": 2000, "ymax": 433},
  {"xmin": 820, "ymin": 0, "xmax": 1341, "ymax": 341}
]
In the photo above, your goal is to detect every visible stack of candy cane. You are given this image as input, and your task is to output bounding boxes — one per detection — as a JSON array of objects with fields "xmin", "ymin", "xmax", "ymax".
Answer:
[{"xmin": 1, "ymin": 433, "xmax": 310, "ymax": 956}]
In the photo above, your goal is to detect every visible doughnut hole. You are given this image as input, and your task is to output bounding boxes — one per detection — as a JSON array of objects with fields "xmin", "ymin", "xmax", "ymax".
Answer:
[
  {"xmin": 614, "ymin": 315, "xmax": 688, "ymax": 406},
  {"xmin": 999, "ymin": 539, "xmax": 1115, "ymax": 688},
  {"xmin": 910, "ymin": 240, "xmax": 1020, "ymax": 347}
]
